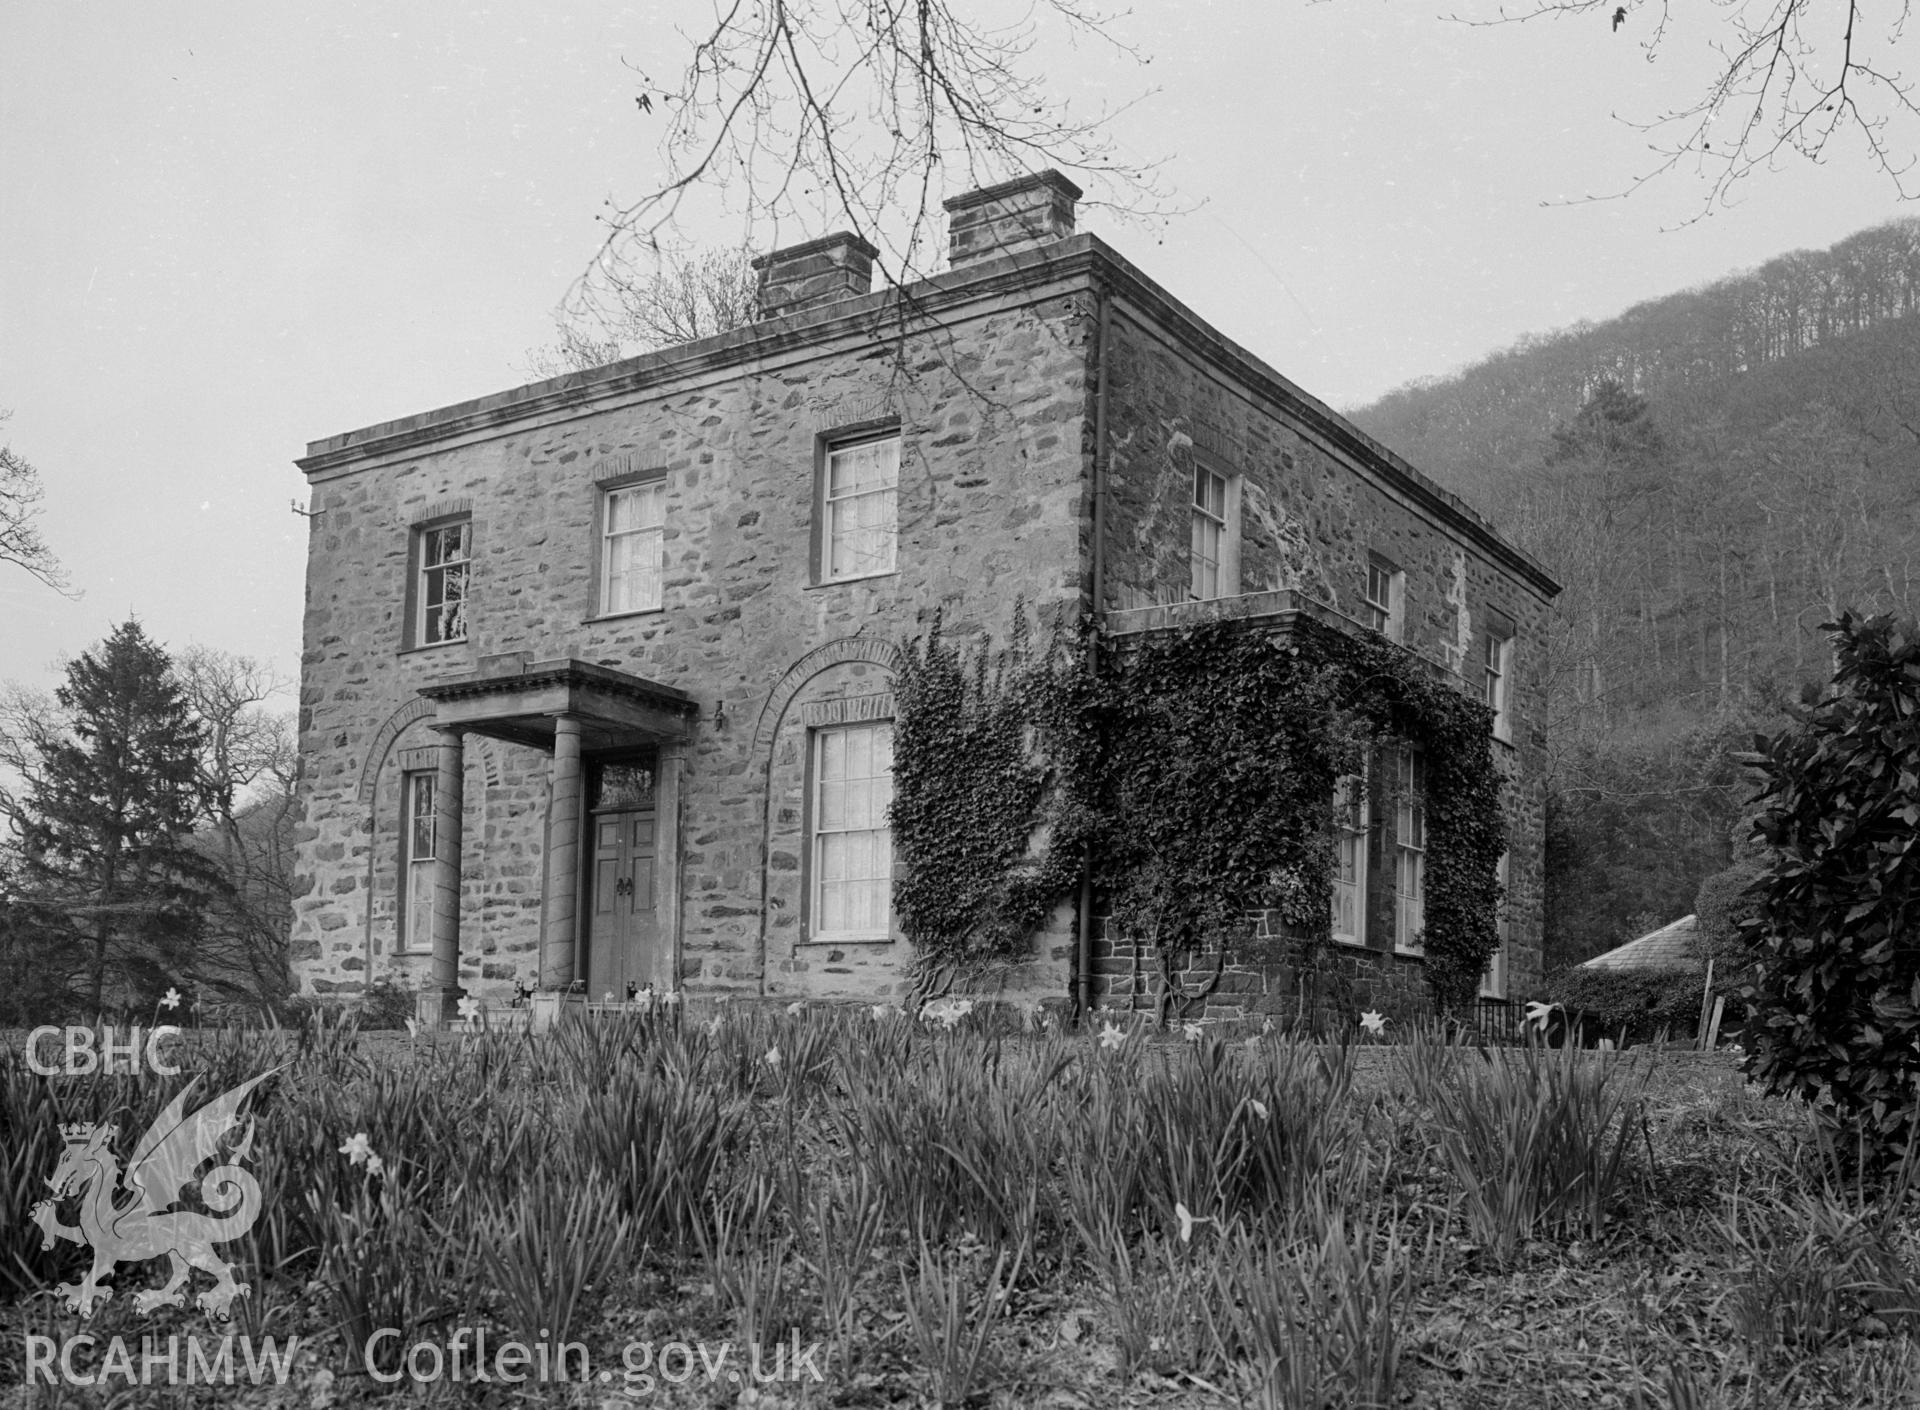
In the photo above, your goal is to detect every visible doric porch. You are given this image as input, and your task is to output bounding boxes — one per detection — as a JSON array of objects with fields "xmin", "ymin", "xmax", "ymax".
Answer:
[{"xmin": 412, "ymin": 658, "xmax": 697, "ymax": 1028}]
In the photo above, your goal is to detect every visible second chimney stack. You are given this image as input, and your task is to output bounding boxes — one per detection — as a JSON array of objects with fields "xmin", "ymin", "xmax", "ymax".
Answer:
[
  {"xmin": 944, "ymin": 170, "xmax": 1082, "ymax": 268},
  {"xmin": 751, "ymin": 233, "xmax": 879, "ymax": 320}
]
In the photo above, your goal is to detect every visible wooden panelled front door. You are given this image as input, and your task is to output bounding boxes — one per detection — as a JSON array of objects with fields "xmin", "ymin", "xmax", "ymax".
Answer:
[{"xmin": 586, "ymin": 808, "xmax": 659, "ymax": 999}]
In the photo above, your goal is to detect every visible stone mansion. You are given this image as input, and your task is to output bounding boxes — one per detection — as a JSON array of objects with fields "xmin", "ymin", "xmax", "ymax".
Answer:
[{"xmin": 289, "ymin": 172, "xmax": 1558, "ymax": 1025}]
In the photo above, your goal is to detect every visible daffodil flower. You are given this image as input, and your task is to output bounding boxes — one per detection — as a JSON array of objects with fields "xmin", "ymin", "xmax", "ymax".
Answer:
[
  {"xmin": 365, "ymin": 1154, "xmax": 385, "ymax": 1177},
  {"xmin": 338, "ymin": 1133, "xmax": 374, "ymax": 1166},
  {"xmin": 1251, "ymin": 1099, "xmax": 1270, "ymax": 1121},
  {"xmin": 1098, "ymin": 1021, "xmax": 1126, "ymax": 1052},
  {"xmin": 786, "ymin": 1001, "xmax": 806, "ymax": 1016},
  {"xmin": 160, "ymin": 987, "xmax": 182, "ymax": 1011},
  {"xmin": 1359, "ymin": 1010, "xmax": 1387, "ymax": 1035},
  {"xmin": 1174, "ymin": 1201, "xmax": 1212, "ymax": 1244},
  {"xmin": 1182, "ymin": 1021, "xmax": 1203, "ymax": 1042},
  {"xmin": 456, "ymin": 996, "xmax": 481, "ymax": 1022},
  {"xmin": 765, "ymin": 1045, "xmax": 783, "ymax": 1069},
  {"xmin": 921, "ymin": 997, "xmax": 975, "ymax": 1028}
]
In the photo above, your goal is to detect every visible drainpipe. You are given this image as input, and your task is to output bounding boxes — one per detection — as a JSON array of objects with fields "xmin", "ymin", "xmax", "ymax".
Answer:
[{"xmin": 1075, "ymin": 285, "xmax": 1113, "ymax": 1020}]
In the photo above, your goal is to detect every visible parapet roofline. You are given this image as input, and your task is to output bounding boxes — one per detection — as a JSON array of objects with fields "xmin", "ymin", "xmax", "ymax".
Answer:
[{"xmin": 297, "ymin": 235, "xmax": 1559, "ymax": 599}]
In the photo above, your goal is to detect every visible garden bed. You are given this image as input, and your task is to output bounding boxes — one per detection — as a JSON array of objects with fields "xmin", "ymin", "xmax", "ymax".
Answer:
[{"xmin": 1, "ymin": 1014, "xmax": 1912, "ymax": 1409}]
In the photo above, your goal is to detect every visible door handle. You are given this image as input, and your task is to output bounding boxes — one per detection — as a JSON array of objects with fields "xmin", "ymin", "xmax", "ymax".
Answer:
[{"xmin": 615, "ymin": 876, "xmax": 633, "ymax": 898}]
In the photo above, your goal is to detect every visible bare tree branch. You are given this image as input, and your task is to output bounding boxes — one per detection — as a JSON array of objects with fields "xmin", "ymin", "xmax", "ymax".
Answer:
[
  {"xmin": 1422, "ymin": 1, "xmax": 1920, "ymax": 211},
  {"xmin": 0, "ymin": 411, "xmax": 77, "ymax": 598},
  {"xmin": 528, "ymin": 244, "xmax": 760, "ymax": 375},
  {"xmin": 0, "ymin": 682, "xmax": 62, "ymax": 831},
  {"xmin": 175, "ymin": 645, "xmax": 297, "ymax": 1012},
  {"xmin": 176, "ymin": 646, "xmax": 296, "ymax": 821},
  {"xmin": 567, "ymin": 0, "xmax": 1168, "ymax": 333}
]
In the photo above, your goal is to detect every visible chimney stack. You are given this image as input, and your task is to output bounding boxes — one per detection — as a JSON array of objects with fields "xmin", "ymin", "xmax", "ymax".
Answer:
[
  {"xmin": 944, "ymin": 170, "xmax": 1082, "ymax": 268},
  {"xmin": 750, "ymin": 233, "xmax": 879, "ymax": 320}
]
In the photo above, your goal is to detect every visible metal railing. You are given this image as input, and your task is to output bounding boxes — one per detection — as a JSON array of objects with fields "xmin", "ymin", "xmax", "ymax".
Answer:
[{"xmin": 1467, "ymin": 997, "xmax": 1524, "ymax": 1045}]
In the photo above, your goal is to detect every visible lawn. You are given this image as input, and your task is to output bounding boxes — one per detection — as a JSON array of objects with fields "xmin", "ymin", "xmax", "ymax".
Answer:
[{"xmin": 1, "ymin": 1009, "xmax": 1915, "ymax": 1409}]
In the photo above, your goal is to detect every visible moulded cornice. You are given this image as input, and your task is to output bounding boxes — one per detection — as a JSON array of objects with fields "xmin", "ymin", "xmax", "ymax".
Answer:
[{"xmin": 295, "ymin": 234, "xmax": 1558, "ymax": 598}]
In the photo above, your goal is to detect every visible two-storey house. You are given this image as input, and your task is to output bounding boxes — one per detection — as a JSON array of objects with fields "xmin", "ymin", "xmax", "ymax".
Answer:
[{"xmin": 289, "ymin": 172, "xmax": 1558, "ymax": 1026}]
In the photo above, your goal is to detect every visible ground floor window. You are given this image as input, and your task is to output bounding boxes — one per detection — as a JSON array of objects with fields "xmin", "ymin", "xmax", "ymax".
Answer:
[
  {"xmin": 400, "ymin": 771, "xmax": 437, "ymax": 951},
  {"xmin": 811, "ymin": 720, "xmax": 894, "ymax": 939},
  {"xmin": 1394, "ymin": 748, "xmax": 1426, "ymax": 954},
  {"xmin": 1481, "ymin": 851, "xmax": 1511, "ymax": 998},
  {"xmin": 1332, "ymin": 772, "xmax": 1367, "ymax": 945}
]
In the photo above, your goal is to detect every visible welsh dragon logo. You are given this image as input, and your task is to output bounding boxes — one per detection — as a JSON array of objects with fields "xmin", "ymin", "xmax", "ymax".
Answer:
[{"xmin": 28, "ymin": 1071, "xmax": 274, "ymax": 1320}]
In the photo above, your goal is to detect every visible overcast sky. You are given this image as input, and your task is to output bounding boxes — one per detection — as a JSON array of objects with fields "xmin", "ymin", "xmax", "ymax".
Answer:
[{"xmin": 1, "ymin": 1, "xmax": 1906, "ymax": 702}]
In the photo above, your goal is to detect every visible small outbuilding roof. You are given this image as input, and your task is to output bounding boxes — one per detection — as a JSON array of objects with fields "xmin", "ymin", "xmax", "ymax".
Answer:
[{"xmin": 1578, "ymin": 914, "xmax": 1700, "ymax": 972}]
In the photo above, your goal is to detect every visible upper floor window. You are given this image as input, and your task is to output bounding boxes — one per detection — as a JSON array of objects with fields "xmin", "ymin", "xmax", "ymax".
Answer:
[
  {"xmin": 823, "ymin": 435, "xmax": 899, "ymax": 581},
  {"xmin": 1393, "ymin": 748, "xmax": 1426, "ymax": 954},
  {"xmin": 1190, "ymin": 466, "xmax": 1239, "ymax": 601},
  {"xmin": 399, "ymin": 771, "xmax": 437, "ymax": 952},
  {"xmin": 416, "ymin": 520, "xmax": 471, "ymax": 646},
  {"xmin": 811, "ymin": 720, "xmax": 894, "ymax": 939},
  {"xmin": 1484, "ymin": 627, "xmax": 1514, "ymax": 741},
  {"xmin": 1331, "ymin": 772, "xmax": 1368, "ymax": 946},
  {"xmin": 601, "ymin": 480, "xmax": 666, "ymax": 615},
  {"xmin": 1364, "ymin": 559, "xmax": 1404, "ymax": 639},
  {"xmin": 1481, "ymin": 851, "xmax": 1511, "ymax": 999}
]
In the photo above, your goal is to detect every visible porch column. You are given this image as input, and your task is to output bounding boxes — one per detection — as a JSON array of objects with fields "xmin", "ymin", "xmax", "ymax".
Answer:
[
  {"xmin": 541, "ymin": 713, "xmax": 584, "ymax": 990},
  {"xmin": 654, "ymin": 745, "xmax": 684, "ymax": 994},
  {"xmin": 418, "ymin": 725, "xmax": 466, "ymax": 1028}
]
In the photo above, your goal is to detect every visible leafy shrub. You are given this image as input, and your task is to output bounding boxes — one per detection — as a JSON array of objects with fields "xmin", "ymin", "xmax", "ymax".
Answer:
[
  {"xmin": 357, "ymin": 979, "xmax": 415, "ymax": 1030},
  {"xmin": 1694, "ymin": 857, "xmax": 1763, "ymax": 965},
  {"xmin": 1692, "ymin": 859, "xmax": 1762, "ymax": 1025},
  {"xmin": 1546, "ymin": 965, "xmax": 1704, "ymax": 1043},
  {"xmin": 1742, "ymin": 612, "xmax": 1920, "ymax": 1171}
]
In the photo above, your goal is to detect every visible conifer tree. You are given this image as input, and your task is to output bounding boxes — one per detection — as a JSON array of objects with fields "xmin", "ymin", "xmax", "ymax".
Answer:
[{"xmin": 12, "ymin": 620, "xmax": 220, "ymax": 1014}]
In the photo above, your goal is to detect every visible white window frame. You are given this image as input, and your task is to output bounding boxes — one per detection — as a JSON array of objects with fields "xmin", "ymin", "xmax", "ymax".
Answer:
[
  {"xmin": 1394, "ymin": 748, "xmax": 1426, "ymax": 955},
  {"xmin": 809, "ymin": 720, "xmax": 895, "ymax": 941},
  {"xmin": 1331, "ymin": 772, "xmax": 1368, "ymax": 946},
  {"xmin": 822, "ymin": 435, "xmax": 900, "ymax": 583},
  {"xmin": 599, "ymin": 480, "xmax": 667, "ymax": 616},
  {"xmin": 416, "ymin": 520, "xmax": 471, "ymax": 647},
  {"xmin": 1485, "ymin": 630, "xmax": 1514, "ymax": 741},
  {"xmin": 1364, "ymin": 561, "xmax": 1404, "ymax": 640},
  {"xmin": 1190, "ymin": 466, "xmax": 1231, "ymax": 601},
  {"xmin": 399, "ymin": 771, "xmax": 437, "ymax": 953},
  {"xmin": 1481, "ymin": 851, "xmax": 1511, "ymax": 999}
]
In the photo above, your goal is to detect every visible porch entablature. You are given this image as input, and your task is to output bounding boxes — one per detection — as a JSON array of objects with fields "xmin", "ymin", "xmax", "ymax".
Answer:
[{"xmin": 416, "ymin": 658, "xmax": 698, "ymax": 750}]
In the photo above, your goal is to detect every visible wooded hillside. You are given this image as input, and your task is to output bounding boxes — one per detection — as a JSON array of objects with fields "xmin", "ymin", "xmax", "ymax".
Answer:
[{"xmin": 1352, "ymin": 218, "xmax": 1920, "ymax": 971}]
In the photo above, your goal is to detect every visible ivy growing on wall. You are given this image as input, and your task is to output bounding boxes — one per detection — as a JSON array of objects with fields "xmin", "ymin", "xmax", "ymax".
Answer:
[
  {"xmin": 1091, "ymin": 619, "xmax": 1506, "ymax": 1014},
  {"xmin": 890, "ymin": 612, "xmax": 1507, "ymax": 1013},
  {"xmin": 889, "ymin": 610, "xmax": 1093, "ymax": 991}
]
